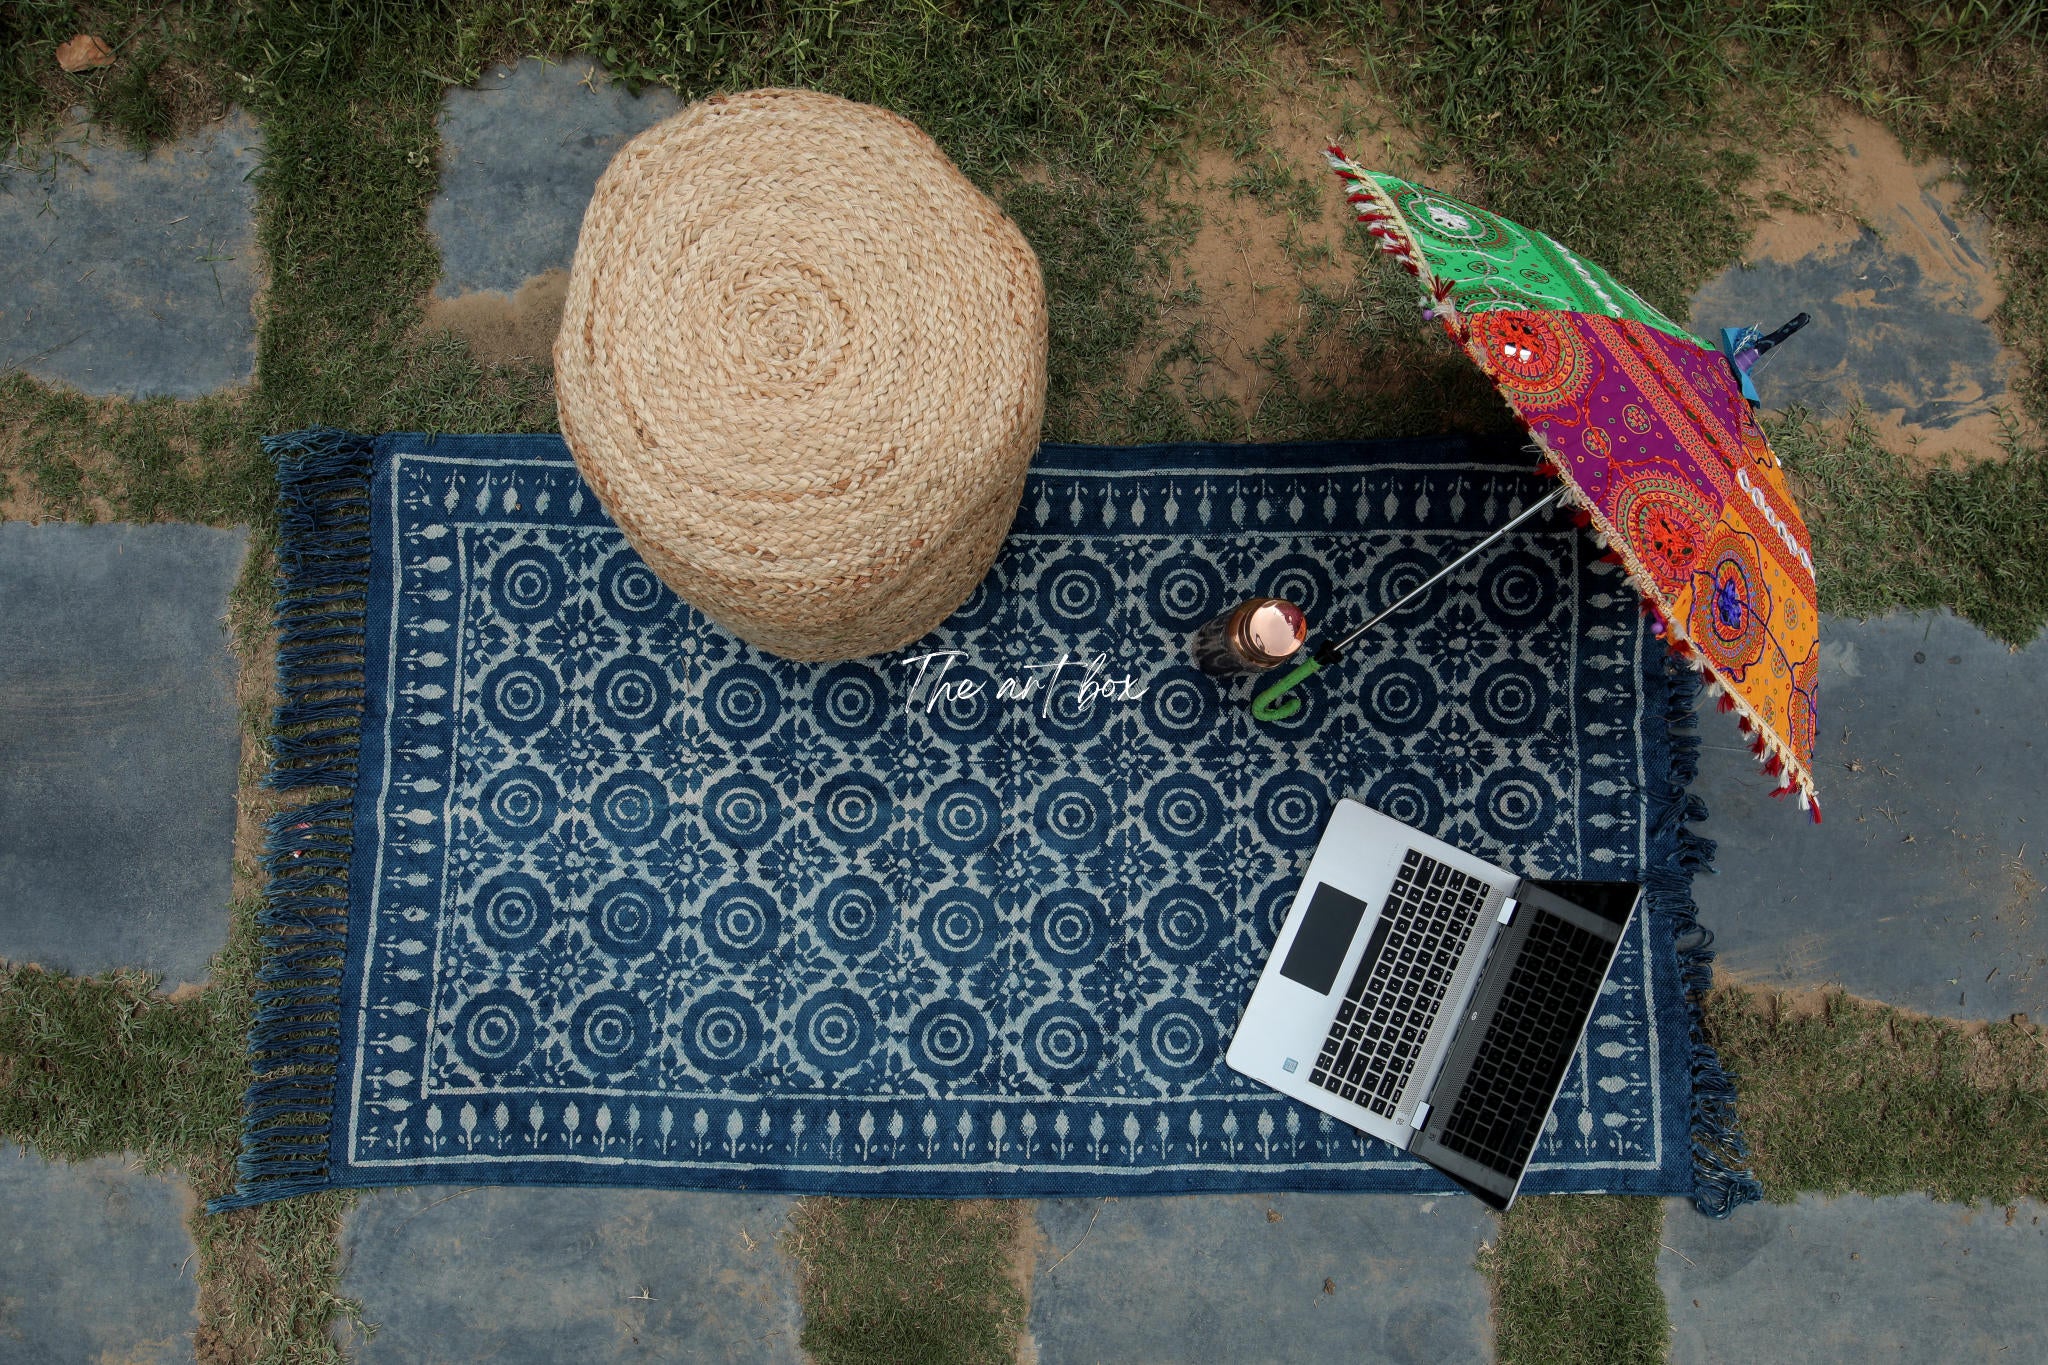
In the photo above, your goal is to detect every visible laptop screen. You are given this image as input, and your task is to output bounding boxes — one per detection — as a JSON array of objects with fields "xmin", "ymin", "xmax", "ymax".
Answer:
[{"xmin": 1277, "ymin": 882, "xmax": 1371, "ymax": 994}]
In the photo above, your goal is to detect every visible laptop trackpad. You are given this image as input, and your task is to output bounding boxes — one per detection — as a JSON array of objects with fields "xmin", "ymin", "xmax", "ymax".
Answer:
[{"xmin": 1278, "ymin": 883, "xmax": 1371, "ymax": 995}]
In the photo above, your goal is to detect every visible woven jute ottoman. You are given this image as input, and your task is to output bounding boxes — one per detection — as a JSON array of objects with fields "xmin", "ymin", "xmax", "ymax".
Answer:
[{"xmin": 554, "ymin": 88, "xmax": 1049, "ymax": 661}]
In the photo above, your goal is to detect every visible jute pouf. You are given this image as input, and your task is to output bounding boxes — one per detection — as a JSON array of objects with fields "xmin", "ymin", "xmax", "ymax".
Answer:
[{"xmin": 554, "ymin": 88, "xmax": 1049, "ymax": 661}]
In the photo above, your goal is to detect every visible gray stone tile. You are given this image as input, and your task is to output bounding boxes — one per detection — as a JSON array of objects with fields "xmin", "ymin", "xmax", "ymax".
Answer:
[
  {"xmin": 0, "ymin": 522, "xmax": 245, "ymax": 989},
  {"xmin": 1660, "ymin": 1194, "xmax": 2048, "ymax": 1363},
  {"xmin": 0, "ymin": 110, "xmax": 262, "ymax": 398},
  {"xmin": 1026, "ymin": 1194, "xmax": 1494, "ymax": 1365},
  {"xmin": 336, "ymin": 1186, "xmax": 805, "ymax": 1363},
  {"xmin": 1690, "ymin": 610, "xmax": 2048, "ymax": 1021},
  {"xmin": 0, "ymin": 1147, "xmax": 199, "ymax": 1363},
  {"xmin": 430, "ymin": 56, "xmax": 680, "ymax": 298}
]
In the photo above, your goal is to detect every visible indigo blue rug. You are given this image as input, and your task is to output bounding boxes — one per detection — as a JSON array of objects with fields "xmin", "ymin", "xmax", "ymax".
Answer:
[{"xmin": 215, "ymin": 431, "xmax": 1759, "ymax": 1213}]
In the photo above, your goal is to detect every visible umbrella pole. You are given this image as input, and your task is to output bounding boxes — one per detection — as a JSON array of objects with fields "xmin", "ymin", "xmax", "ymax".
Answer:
[{"xmin": 1251, "ymin": 485, "xmax": 1568, "ymax": 723}]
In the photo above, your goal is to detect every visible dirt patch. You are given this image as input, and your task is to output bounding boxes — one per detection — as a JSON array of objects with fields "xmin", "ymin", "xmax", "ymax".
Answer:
[
  {"xmin": 1715, "ymin": 978, "xmax": 2044, "ymax": 1043},
  {"xmin": 1129, "ymin": 54, "xmax": 1462, "ymax": 425},
  {"xmin": 1005, "ymin": 1201, "xmax": 1049, "ymax": 1365},
  {"xmin": 1736, "ymin": 104, "xmax": 2031, "ymax": 465},
  {"xmin": 422, "ymin": 269, "xmax": 569, "ymax": 371}
]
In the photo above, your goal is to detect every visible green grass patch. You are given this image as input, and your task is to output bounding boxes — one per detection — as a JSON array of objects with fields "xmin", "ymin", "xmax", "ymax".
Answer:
[
  {"xmin": 783, "ymin": 1197, "xmax": 1027, "ymax": 1365},
  {"xmin": 1706, "ymin": 986, "xmax": 2048, "ymax": 1203},
  {"xmin": 1481, "ymin": 1195, "xmax": 1669, "ymax": 1365}
]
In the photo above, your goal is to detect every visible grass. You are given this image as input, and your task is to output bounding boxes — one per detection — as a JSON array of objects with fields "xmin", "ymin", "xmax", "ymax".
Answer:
[
  {"xmin": 1482, "ymin": 1196, "xmax": 1669, "ymax": 1365},
  {"xmin": 784, "ymin": 1197, "xmax": 1029, "ymax": 1365},
  {"xmin": 1705, "ymin": 986, "xmax": 2048, "ymax": 1203},
  {"xmin": 2, "ymin": 0, "xmax": 2048, "ymax": 1360}
]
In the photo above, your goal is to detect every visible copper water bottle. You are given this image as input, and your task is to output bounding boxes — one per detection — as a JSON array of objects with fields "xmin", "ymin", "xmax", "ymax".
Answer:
[{"xmin": 1190, "ymin": 597, "xmax": 1308, "ymax": 676}]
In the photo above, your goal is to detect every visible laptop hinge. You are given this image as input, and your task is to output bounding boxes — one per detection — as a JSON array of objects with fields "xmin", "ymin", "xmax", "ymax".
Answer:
[
  {"xmin": 1409, "ymin": 1101, "xmax": 1432, "ymax": 1130},
  {"xmin": 1496, "ymin": 897, "xmax": 1518, "ymax": 927}
]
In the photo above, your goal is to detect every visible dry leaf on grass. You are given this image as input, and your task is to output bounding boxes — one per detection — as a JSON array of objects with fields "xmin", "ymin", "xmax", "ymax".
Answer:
[{"xmin": 57, "ymin": 35, "xmax": 116, "ymax": 73}]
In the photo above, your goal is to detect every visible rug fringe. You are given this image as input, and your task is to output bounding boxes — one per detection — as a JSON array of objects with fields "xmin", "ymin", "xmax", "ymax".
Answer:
[
  {"xmin": 208, "ymin": 429, "xmax": 373, "ymax": 1215},
  {"xmin": 1650, "ymin": 658, "xmax": 1765, "ymax": 1218}
]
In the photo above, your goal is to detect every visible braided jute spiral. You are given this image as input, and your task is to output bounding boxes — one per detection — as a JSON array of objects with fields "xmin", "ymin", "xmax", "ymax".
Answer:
[{"xmin": 555, "ymin": 88, "xmax": 1049, "ymax": 661}]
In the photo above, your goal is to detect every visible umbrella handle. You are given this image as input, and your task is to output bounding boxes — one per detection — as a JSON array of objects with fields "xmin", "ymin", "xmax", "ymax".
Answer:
[{"xmin": 1252, "ymin": 655, "xmax": 1325, "ymax": 723}]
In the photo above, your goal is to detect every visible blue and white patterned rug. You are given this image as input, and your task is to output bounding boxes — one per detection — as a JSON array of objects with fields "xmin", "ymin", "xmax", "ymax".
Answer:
[{"xmin": 215, "ymin": 431, "xmax": 1758, "ymax": 1213}]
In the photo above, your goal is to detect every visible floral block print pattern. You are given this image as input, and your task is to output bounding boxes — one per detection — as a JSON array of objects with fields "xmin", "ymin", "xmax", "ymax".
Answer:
[{"xmin": 327, "ymin": 435, "xmax": 1698, "ymax": 1197}]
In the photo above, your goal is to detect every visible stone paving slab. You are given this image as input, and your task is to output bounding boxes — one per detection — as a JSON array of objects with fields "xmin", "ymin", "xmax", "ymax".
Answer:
[
  {"xmin": 336, "ymin": 1185, "xmax": 805, "ymax": 1362},
  {"xmin": 1690, "ymin": 610, "xmax": 2048, "ymax": 1021},
  {"xmin": 0, "ymin": 521, "xmax": 246, "ymax": 989},
  {"xmin": 1661, "ymin": 1194, "xmax": 2048, "ymax": 1363},
  {"xmin": 431, "ymin": 56, "xmax": 680, "ymax": 298},
  {"xmin": 1026, "ymin": 1194, "xmax": 1494, "ymax": 1365},
  {"xmin": 0, "ymin": 1147, "xmax": 199, "ymax": 1362},
  {"xmin": 0, "ymin": 110, "xmax": 263, "ymax": 398}
]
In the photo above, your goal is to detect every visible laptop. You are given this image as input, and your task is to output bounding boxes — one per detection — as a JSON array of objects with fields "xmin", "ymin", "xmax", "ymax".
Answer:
[{"xmin": 1225, "ymin": 799, "xmax": 1640, "ymax": 1210}]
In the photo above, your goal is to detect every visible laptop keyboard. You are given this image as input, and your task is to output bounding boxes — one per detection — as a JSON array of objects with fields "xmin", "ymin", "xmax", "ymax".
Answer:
[
  {"xmin": 1310, "ymin": 850, "xmax": 1489, "ymax": 1118},
  {"xmin": 1436, "ymin": 909, "xmax": 1611, "ymax": 1177}
]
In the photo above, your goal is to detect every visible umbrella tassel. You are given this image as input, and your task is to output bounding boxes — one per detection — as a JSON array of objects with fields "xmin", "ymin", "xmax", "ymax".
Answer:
[
  {"xmin": 1716, "ymin": 693, "xmax": 1737, "ymax": 713},
  {"xmin": 1763, "ymin": 754, "xmax": 1783, "ymax": 777}
]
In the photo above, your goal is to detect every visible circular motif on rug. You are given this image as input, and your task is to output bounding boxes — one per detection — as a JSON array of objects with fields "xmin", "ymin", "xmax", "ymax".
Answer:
[
  {"xmin": 926, "ymin": 673, "xmax": 1000, "ymax": 744},
  {"xmin": 491, "ymin": 547, "xmax": 565, "ymax": 623},
  {"xmin": 1262, "ymin": 552, "xmax": 1335, "ymax": 626},
  {"xmin": 480, "ymin": 658, "xmax": 562, "ymax": 738},
  {"xmin": 1476, "ymin": 767, "xmax": 1557, "ymax": 843},
  {"xmin": 705, "ymin": 664, "xmax": 781, "ymax": 743},
  {"xmin": 1022, "ymin": 1002, "xmax": 1104, "ymax": 1087},
  {"xmin": 909, "ymin": 999, "xmax": 990, "ymax": 1081},
  {"xmin": 1481, "ymin": 548, "xmax": 1559, "ymax": 630},
  {"xmin": 1687, "ymin": 529, "xmax": 1770, "ymax": 675},
  {"xmin": 1142, "ymin": 665, "xmax": 1218, "ymax": 742},
  {"xmin": 1253, "ymin": 878, "xmax": 1299, "ymax": 940},
  {"xmin": 814, "ymin": 663, "xmax": 887, "ymax": 740},
  {"xmin": 681, "ymin": 990, "xmax": 764, "ymax": 1076},
  {"xmin": 1582, "ymin": 426, "xmax": 1612, "ymax": 463},
  {"xmin": 1144, "ymin": 886, "xmax": 1224, "ymax": 965},
  {"xmin": 592, "ymin": 656, "xmax": 671, "ymax": 734},
  {"xmin": 588, "ymin": 877, "xmax": 668, "ymax": 957},
  {"xmin": 946, "ymin": 576, "xmax": 1002, "ymax": 632},
  {"xmin": 816, "ymin": 771, "xmax": 890, "ymax": 848},
  {"xmin": 1474, "ymin": 311, "xmax": 1587, "ymax": 411},
  {"xmin": 598, "ymin": 550, "xmax": 670, "ymax": 622},
  {"xmin": 795, "ymin": 989, "xmax": 876, "ymax": 1074},
  {"xmin": 702, "ymin": 884, "xmax": 781, "ymax": 963},
  {"xmin": 1146, "ymin": 554, "xmax": 1226, "ymax": 630},
  {"xmin": 703, "ymin": 772, "xmax": 782, "ymax": 848},
  {"xmin": 919, "ymin": 886, "xmax": 998, "ymax": 966},
  {"xmin": 568, "ymin": 989, "xmax": 651, "ymax": 1075},
  {"xmin": 1032, "ymin": 888, "xmax": 1112, "ymax": 967},
  {"xmin": 1361, "ymin": 659, "xmax": 1440, "ymax": 737},
  {"xmin": 1391, "ymin": 186, "xmax": 1509, "ymax": 249},
  {"xmin": 1138, "ymin": 1000, "xmax": 1218, "ymax": 1083},
  {"xmin": 1368, "ymin": 549, "xmax": 1450, "ymax": 625},
  {"xmin": 472, "ymin": 871, "xmax": 554, "ymax": 953},
  {"xmin": 1037, "ymin": 776, "xmax": 1111, "ymax": 854},
  {"xmin": 480, "ymin": 765, "xmax": 557, "ymax": 840},
  {"xmin": 589, "ymin": 770, "xmax": 670, "ymax": 847},
  {"xmin": 924, "ymin": 777, "xmax": 1000, "ymax": 856},
  {"xmin": 1037, "ymin": 554, "xmax": 1116, "ymax": 629},
  {"xmin": 1144, "ymin": 773, "xmax": 1222, "ymax": 846},
  {"xmin": 1039, "ymin": 678, "xmax": 1106, "ymax": 744},
  {"xmin": 1255, "ymin": 772, "xmax": 1329, "ymax": 849},
  {"xmin": 1364, "ymin": 767, "xmax": 1445, "ymax": 835},
  {"xmin": 816, "ymin": 874, "xmax": 894, "ymax": 955},
  {"xmin": 1612, "ymin": 473, "xmax": 1713, "ymax": 595},
  {"xmin": 1623, "ymin": 402, "xmax": 1652, "ymax": 434},
  {"xmin": 452, "ymin": 989, "xmax": 536, "ymax": 1075},
  {"xmin": 1473, "ymin": 659, "xmax": 1550, "ymax": 736}
]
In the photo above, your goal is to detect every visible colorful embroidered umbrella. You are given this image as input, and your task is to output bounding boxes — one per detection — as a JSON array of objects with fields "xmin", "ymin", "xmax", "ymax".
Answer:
[{"xmin": 1257, "ymin": 155, "xmax": 1822, "ymax": 821}]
